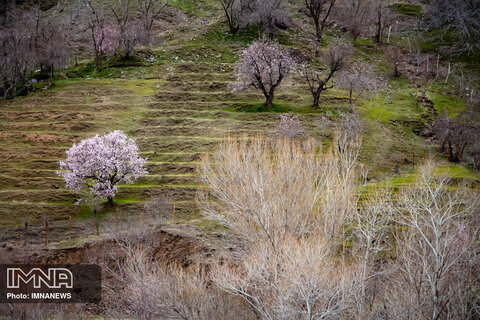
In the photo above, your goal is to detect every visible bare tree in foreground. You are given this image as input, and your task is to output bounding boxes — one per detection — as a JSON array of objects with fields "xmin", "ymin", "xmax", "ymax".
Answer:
[
  {"xmin": 302, "ymin": 42, "xmax": 352, "ymax": 108},
  {"xmin": 232, "ymin": 40, "xmax": 296, "ymax": 107},
  {"xmin": 200, "ymin": 132, "xmax": 366, "ymax": 319},
  {"xmin": 103, "ymin": 235, "xmax": 247, "ymax": 320},
  {"xmin": 213, "ymin": 234, "xmax": 360, "ymax": 320},
  {"xmin": 385, "ymin": 162, "xmax": 480, "ymax": 320}
]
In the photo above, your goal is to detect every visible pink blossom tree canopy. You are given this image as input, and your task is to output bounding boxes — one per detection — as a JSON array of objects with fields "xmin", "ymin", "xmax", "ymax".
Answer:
[
  {"xmin": 95, "ymin": 26, "xmax": 120, "ymax": 54},
  {"xmin": 233, "ymin": 40, "xmax": 296, "ymax": 107},
  {"xmin": 57, "ymin": 130, "xmax": 148, "ymax": 208}
]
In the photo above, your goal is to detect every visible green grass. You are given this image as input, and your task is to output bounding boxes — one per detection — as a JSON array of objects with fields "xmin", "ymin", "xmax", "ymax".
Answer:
[
  {"xmin": 426, "ymin": 87, "xmax": 467, "ymax": 117},
  {"xmin": 392, "ymin": 3, "xmax": 422, "ymax": 16},
  {"xmin": 169, "ymin": 0, "xmax": 219, "ymax": 17},
  {"xmin": 434, "ymin": 165, "xmax": 480, "ymax": 181},
  {"xmin": 225, "ymin": 101, "xmax": 324, "ymax": 114}
]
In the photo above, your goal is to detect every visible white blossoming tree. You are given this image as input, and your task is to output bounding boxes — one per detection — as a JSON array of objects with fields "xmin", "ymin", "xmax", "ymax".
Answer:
[
  {"xmin": 232, "ymin": 40, "xmax": 296, "ymax": 108},
  {"xmin": 57, "ymin": 130, "xmax": 148, "ymax": 216}
]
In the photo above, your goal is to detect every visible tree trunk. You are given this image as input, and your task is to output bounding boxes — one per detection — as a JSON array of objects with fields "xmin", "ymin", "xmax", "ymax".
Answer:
[
  {"xmin": 314, "ymin": 18, "xmax": 322, "ymax": 42},
  {"xmin": 349, "ymin": 88, "xmax": 354, "ymax": 112},
  {"xmin": 265, "ymin": 93, "xmax": 274, "ymax": 108},
  {"xmin": 107, "ymin": 196, "xmax": 114, "ymax": 205},
  {"xmin": 312, "ymin": 93, "xmax": 320, "ymax": 108}
]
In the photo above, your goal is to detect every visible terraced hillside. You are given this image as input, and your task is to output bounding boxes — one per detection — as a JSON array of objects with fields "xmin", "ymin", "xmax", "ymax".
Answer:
[{"xmin": 0, "ymin": 61, "xmax": 343, "ymax": 233}]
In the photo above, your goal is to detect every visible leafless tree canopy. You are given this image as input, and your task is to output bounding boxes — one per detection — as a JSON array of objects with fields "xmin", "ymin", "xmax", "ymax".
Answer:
[
  {"xmin": 334, "ymin": 0, "xmax": 370, "ymax": 41},
  {"xmin": 303, "ymin": 0, "xmax": 336, "ymax": 41},
  {"xmin": 431, "ymin": 112, "xmax": 479, "ymax": 163},
  {"xmin": 426, "ymin": 0, "xmax": 480, "ymax": 54},
  {"xmin": 385, "ymin": 163, "xmax": 480, "ymax": 320},
  {"xmin": 0, "ymin": 3, "xmax": 67, "ymax": 100},
  {"xmin": 243, "ymin": 0, "xmax": 290, "ymax": 39},
  {"xmin": 302, "ymin": 42, "xmax": 353, "ymax": 108}
]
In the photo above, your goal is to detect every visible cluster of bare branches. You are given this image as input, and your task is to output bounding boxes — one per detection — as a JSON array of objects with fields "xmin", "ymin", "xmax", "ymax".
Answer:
[
  {"xmin": 302, "ymin": 42, "xmax": 353, "ymax": 108},
  {"xmin": 86, "ymin": 0, "xmax": 167, "ymax": 63},
  {"xmin": 219, "ymin": 0, "xmax": 290, "ymax": 38},
  {"xmin": 0, "ymin": 3, "xmax": 67, "ymax": 100},
  {"xmin": 101, "ymin": 231, "xmax": 248, "ymax": 320},
  {"xmin": 431, "ymin": 112, "xmax": 480, "ymax": 163},
  {"xmin": 426, "ymin": 0, "xmax": 480, "ymax": 54},
  {"xmin": 199, "ymin": 133, "xmax": 363, "ymax": 318},
  {"xmin": 384, "ymin": 162, "xmax": 480, "ymax": 319}
]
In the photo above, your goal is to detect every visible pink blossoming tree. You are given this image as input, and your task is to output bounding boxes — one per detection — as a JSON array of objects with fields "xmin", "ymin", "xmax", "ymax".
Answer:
[
  {"xmin": 95, "ymin": 26, "xmax": 120, "ymax": 54},
  {"xmin": 232, "ymin": 40, "xmax": 296, "ymax": 107},
  {"xmin": 57, "ymin": 130, "xmax": 148, "ymax": 215}
]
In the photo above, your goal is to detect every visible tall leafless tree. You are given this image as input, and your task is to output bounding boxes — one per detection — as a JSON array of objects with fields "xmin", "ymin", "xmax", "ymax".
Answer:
[
  {"xmin": 302, "ymin": 42, "xmax": 352, "ymax": 108},
  {"xmin": 385, "ymin": 162, "xmax": 480, "ymax": 320},
  {"xmin": 219, "ymin": 0, "xmax": 242, "ymax": 34},
  {"xmin": 303, "ymin": 0, "xmax": 336, "ymax": 42},
  {"xmin": 137, "ymin": 0, "xmax": 167, "ymax": 43},
  {"xmin": 371, "ymin": 0, "xmax": 394, "ymax": 43},
  {"xmin": 335, "ymin": 0, "xmax": 370, "ymax": 42}
]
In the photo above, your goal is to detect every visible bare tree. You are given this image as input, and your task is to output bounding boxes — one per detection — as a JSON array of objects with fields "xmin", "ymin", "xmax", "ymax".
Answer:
[
  {"xmin": 302, "ymin": 42, "xmax": 352, "ymax": 108},
  {"xmin": 0, "ymin": 24, "xmax": 30, "ymax": 100},
  {"xmin": 243, "ymin": 0, "xmax": 290, "ymax": 39},
  {"xmin": 213, "ymin": 234, "xmax": 360, "ymax": 320},
  {"xmin": 231, "ymin": 40, "xmax": 296, "ymax": 107},
  {"xmin": 200, "ymin": 134, "xmax": 365, "ymax": 319},
  {"xmin": 219, "ymin": 0, "xmax": 243, "ymax": 34},
  {"xmin": 0, "ymin": 4, "xmax": 66, "ymax": 99},
  {"xmin": 426, "ymin": 0, "xmax": 480, "ymax": 54},
  {"xmin": 336, "ymin": 62, "xmax": 385, "ymax": 112},
  {"xmin": 111, "ymin": 0, "xmax": 146, "ymax": 59},
  {"xmin": 303, "ymin": 0, "xmax": 336, "ymax": 42},
  {"xmin": 335, "ymin": 0, "xmax": 370, "ymax": 42},
  {"xmin": 275, "ymin": 113, "xmax": 307, "ymax": 140},
  {"xmin": 86, "ymin": 0, "xmax": 108, "ymax": 70},
  {"xmin": 371, "ymin": 0, "xmax": 394, "ymax": 43},
  {"xmin": 385, "ymin": 162, "xmax": 480, "ymax": 320},
  {"xmin": 431, "ymin": 113, "xmax": 478, "ymax": 163},
  {"xmin": 137, "ymin": 0, "xmax": 167, "ymax": 43}
]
